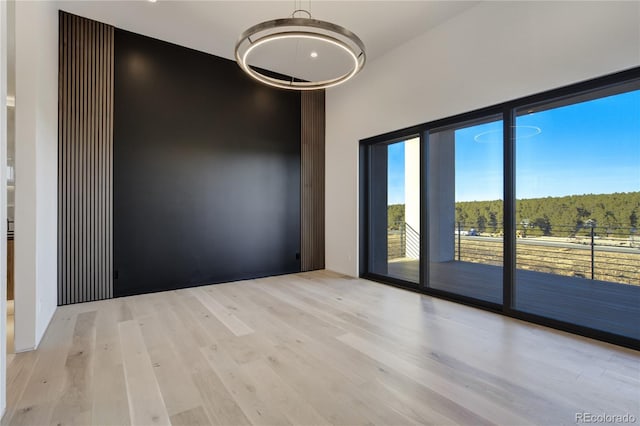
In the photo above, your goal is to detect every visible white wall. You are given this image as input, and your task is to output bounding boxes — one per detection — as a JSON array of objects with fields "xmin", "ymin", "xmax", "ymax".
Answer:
[
  {"xmin": 14, "ymin": 0, "xmax": 58, "ymax": 352},
  {"xmin": 0, "ymin": 0, "xmax": 7, "ymax": 417},
  {"xmin": 325, "ymin": 1, "xmax": 640, "ymax": 277}
]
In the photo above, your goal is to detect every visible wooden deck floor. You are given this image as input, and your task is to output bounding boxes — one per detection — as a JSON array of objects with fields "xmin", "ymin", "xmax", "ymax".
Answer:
[
  {"xmin": 3, "ymin": 270, "xmax": 639, "ymax": 425},
  {"xmin": 388, "ymin": 259, "xmax": 640, "ymax": 340}
]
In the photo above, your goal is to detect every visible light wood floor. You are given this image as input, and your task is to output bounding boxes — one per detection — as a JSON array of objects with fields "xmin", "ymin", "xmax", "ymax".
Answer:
[
  {"xmin": 3, "ymin": 270, "xmax": 639, "ymax": 425},
  {"xmin": 7, "ymin": 300, "xmax": 14, "ymax": 356}
]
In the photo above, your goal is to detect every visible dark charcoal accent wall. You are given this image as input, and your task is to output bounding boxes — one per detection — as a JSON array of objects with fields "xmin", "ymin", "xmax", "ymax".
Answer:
[
  {"xmin": 58, "ymin": 12, "xmax": 114, "ymax": 305},
  {"xmin": 113, "ymin": 29, "xmax": 301, "ymax": 297}
]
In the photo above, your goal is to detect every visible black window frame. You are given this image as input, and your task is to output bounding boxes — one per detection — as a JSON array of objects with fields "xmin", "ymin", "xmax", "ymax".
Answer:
[{"xmin": 359, "ymin": 66, "xmax": 640, "ymax": 351}]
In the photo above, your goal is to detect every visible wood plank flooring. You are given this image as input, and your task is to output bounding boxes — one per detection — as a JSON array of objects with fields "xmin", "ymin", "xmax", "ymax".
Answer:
[{"xmin": 3, "ymin": 270, "xmax": 639, "ymax": 425}]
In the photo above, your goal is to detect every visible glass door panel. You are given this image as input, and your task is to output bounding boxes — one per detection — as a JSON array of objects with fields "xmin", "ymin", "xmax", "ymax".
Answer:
[
  {"xmin": 514, "ymin": 83, "xmax": 640, "ymax": 339},
  {"xmin": 426, "ymin": 116, "xmax": 504, "ymax": 304},
  {"xmin": 368, "ymin": 138, "xmax": 420, "ymax": 284}
]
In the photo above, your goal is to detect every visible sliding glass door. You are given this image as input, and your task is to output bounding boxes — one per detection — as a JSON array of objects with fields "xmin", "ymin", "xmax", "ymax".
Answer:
[
  {"xmin": 514, "ymin": 83, "xmax": 640, "ymax": 339},
  {"xmin": 367, "ymin": 137, "xmax": 420, "ymax": 284},
  {"xmin": 427, "ymin": 116, "xmax": 503, "ymax": 304},
  {"xmin": 360, "ymin": 69, "xmax": 640, "ymax": 347}
]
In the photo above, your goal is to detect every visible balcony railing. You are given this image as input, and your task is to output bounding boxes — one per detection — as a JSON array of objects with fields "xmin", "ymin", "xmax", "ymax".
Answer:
[{"xmin": 388, "ymin": 221, "xmax": 640, "ymax": 286}]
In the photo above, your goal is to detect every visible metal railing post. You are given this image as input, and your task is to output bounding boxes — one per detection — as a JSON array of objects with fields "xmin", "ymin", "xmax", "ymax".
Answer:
[
  {"xmin": 591, "ymin": 226, "xmax": 595, "ymax": 280},
  {"xmin": 457, "ymin": 221, "xmax": 461, "ymax": 261}
]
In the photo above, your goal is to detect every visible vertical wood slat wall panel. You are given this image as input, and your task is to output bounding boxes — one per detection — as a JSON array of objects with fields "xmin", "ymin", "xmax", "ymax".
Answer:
[
  {"xmin": 301, "ymin": 91, "xmax": 326, "ymax": 271},
  {"xmin": 58, "ymin": 12, "xmax": 114, "ymax": 305}
]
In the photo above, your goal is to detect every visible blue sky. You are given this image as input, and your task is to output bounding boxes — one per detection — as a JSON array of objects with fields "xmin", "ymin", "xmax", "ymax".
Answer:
[
  {"xmin": 388, "ymin": 89, "xmax": 640, "ymax": 204},
  {"xmin": 387, "ymin": 143, "xmax": 406, "ymax": 204}
]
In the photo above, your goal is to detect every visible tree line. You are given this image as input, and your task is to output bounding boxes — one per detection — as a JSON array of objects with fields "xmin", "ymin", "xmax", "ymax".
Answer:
[{"xmin": 388, "ymin": 191, "xmax": 640, "ymax": 237}]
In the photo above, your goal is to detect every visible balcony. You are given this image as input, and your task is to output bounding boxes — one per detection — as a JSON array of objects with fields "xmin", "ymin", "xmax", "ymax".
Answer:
[{"xmin": 387, "ymin": 227, "xmax": 640, "ymax": 340}]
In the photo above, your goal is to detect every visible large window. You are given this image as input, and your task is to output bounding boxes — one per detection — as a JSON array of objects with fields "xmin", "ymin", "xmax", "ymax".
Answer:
[
  {"xmin": 514, "ymin": 84, "xmax": 640, "ymax": 339},
  {"xmin": 360, "ymin": 68, "xmax": 640, "ymax": 348}
]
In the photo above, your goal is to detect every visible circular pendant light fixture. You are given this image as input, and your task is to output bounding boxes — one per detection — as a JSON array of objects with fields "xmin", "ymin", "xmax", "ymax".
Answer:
[{"xmin": 235, "ymin": 7, "xmax": 366, "ymax": 91}]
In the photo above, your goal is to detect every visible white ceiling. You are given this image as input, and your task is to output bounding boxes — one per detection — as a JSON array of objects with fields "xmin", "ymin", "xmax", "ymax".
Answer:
[{"xmin": 56, "ymin": 1, "xmax": 479, "ymax": 65}]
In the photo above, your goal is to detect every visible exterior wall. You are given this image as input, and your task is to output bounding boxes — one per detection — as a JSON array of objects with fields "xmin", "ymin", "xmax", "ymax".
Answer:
[
  {"xmin": 428, "ymin": 132, "xmax": 455, "ymax": 263},
  {"xmin": 326, "ymin": 1, "xmax": 640, "ymax": 276},
  {"xmin": 404, "ymin": 137, "xmax": 420, "ymax": 259}
]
